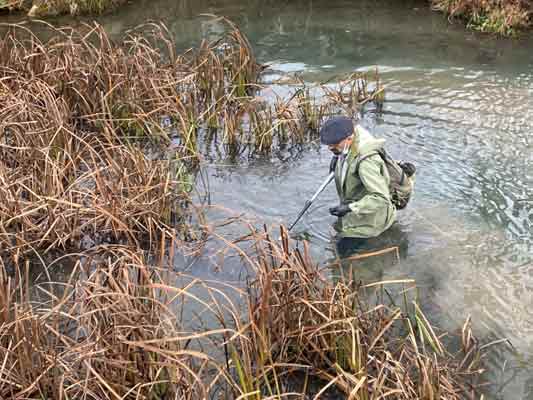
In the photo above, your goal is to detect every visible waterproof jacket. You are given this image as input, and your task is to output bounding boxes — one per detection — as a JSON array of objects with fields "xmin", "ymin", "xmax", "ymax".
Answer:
[{"xmin": 333, "ymin": 126, "xmax": 396, "ymax": 238}]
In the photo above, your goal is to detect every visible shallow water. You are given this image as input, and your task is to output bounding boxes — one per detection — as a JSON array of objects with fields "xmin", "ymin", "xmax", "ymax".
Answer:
[{"xmin": 6, "ymin": 0, "xmax": 533, "ymax": 397}]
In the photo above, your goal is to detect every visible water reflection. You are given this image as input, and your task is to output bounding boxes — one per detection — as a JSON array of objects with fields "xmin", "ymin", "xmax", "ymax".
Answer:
[{"xmin": 330, "ymin": 222, "xmax": 410, "ymax": 283}]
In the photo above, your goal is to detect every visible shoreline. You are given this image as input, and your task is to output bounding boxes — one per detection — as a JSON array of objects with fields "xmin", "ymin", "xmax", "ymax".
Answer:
[{"xmin": 0, "ymin": 0, "xmax": 531, "ymax": 36}]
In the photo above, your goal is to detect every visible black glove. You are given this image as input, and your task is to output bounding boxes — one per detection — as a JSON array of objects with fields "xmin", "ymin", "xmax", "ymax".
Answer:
[
  {"xmin": 329, "ymin": 204, "xmax": 351, "ymax": 217},
  {"xmin": 329, "ymin": 155, "xmax": 339, "ymax": 173}
]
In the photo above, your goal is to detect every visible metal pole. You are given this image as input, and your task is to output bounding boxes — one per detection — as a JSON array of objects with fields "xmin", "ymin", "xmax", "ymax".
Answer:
[{"xmin": 287, "ymin": 172, "xmax": 335, "ymax": 231}]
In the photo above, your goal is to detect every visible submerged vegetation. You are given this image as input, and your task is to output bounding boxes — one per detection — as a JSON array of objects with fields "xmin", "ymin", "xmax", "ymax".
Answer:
[{"xmin": 0, "ymin": 18, "xmax": 494, "ymax": 398}]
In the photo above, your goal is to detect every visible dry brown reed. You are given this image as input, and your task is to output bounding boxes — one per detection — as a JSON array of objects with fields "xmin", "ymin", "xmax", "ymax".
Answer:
[
  {"xmin": 0, "ymin": 18, "xmax": 382, "ymax": 156},
  {"xmin": 0, "ymin": 222, "xmax": 492, "ymax": 399},
  {"xmin": 0, "ymin": 0, "xmax": 128, "ymax": 16},
  {"xmin": 227, "ymin": 226, "xmax": 489, "ymax": 399},
  {"xmin": 0, "ymin": 0, "xmax": 25, "ymax": 12},
  {"xmin": 28, "ymin": 0, "xmax": 129, "ymax": 17},
  {"xmin": 0, "ymin": 21, "xmax": 212, "ymax": 256},
  {"xmin": 0, "ymin": 246, "xmax": 231, "ymax": 399}
]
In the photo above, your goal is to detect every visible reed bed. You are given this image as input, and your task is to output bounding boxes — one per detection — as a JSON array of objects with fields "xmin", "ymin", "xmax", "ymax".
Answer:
[
  {"xmin": 27, "ymin": 0, "xmax": 129, "ymax": 17},
  {"xmin": 0, "ymin": 246, "xmax": 229, "ymax": 399},
  {"xmin": 0, "ymin": 22, "xmax": 211, "ymax": 256},
  {"xmin": 0, "ymin": 19, "xmax": 382, "ymax": 156},
  {"xmin": 0, "ymin": 100, "xmax": 197, "ymax": 256},
  {"xmin": 226, "ymin": 226, "xmax": 489, "ymax": 399},
  {"xmin": 0, "ymin": 20, "xmax": 382, "ymax": 255},
  {"xmin": 0, "ymin": 0, "xmax": 24, "ymax": 12},
  {"xmin": 0, "ymin": 0, "xmax": 128, "ymax": 16},
  {"xmin": 0, "ymin": 226, "xmax": 490, "ymax": 399}
]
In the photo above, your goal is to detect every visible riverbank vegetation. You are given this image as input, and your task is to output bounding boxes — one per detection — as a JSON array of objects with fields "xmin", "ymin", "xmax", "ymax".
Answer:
[
  {"xmin": 430, "ymin": 0, "xmax": 532, "ymax": 35},
  {"xmin": 0, "ymin": 0, "xmax": 128, "ymax": 16},
  {"xmin": 0, "ymin": 22, "xmax": 204, "ymax": 257},
  {"xmin": 0, "ymin": 19, "xmax": 493, "ymax": 398},
  {"xmin": 27, "ymin": 0, "xmax": 129, "ymax": 17},
  {"xmin": 1, "ymin": 0, "xmax": 532, "ymax": 36}
]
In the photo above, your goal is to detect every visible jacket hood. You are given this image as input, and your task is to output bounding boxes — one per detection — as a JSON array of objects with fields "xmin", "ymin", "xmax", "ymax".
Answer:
[{"xmin": 353, "ymin": 125, "xmax": 385, "ymax": 156}]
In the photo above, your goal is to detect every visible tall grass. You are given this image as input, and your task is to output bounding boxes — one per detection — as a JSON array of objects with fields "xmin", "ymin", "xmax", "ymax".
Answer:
[
  {"xmin": 0, "ymin": 19, "xmax": 263, "ymax": 255},
  {"xmin": 0, "ymin": 0, "xmax": 130, "ymax": 17},
  {"xmin": 0, "ymin": 19, "xmax": 383, "ymax": 163},
  {"xmin": 0, "ymin": 0, "xmax": 25, "ymax": 11},
  {"xmin": 226, "ymin": 226, "xmax": 489, "ymax": 399},
  {"xmin": 0, "ymin": 246, "xmax": 231, "ymax": 399},
  {"xmin": 0, "ymin": 81, "xmax": 198, "ymax": 255}
]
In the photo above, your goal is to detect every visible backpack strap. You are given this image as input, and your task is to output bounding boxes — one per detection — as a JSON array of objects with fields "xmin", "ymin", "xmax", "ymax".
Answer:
[
  {"xmin": 353, "ymin": 150, "xmax": 381, "ymax": 176},
  {"xmin": 354, "ymin": 149, "xmax": 408, "ymax": 187}
]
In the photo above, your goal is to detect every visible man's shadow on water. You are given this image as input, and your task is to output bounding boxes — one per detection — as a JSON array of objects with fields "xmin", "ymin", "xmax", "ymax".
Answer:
[{"xmin": 327, "ymin": 222, "xmax": 410, "ymax": 284}]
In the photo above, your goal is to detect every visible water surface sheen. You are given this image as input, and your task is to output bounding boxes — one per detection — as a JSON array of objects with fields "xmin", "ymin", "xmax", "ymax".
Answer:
[{"xmin": 11, "ymin": 0, "xmax": 533, "ymax": 397}]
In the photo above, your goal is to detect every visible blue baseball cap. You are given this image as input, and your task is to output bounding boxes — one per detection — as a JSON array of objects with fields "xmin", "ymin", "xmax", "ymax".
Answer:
[{"xmin": 319, "ymin": 116, "xmax": 354, "ymax": 145}]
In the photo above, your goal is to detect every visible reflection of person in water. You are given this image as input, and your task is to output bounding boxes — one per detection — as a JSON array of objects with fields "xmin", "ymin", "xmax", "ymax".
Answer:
[
  {"xmin": 332, "ymin": 222, "xmax": 410, "ymax": 284},
  {"xmin": 335, "ymin": 221, "xmax": 409, "ymax": 259}
]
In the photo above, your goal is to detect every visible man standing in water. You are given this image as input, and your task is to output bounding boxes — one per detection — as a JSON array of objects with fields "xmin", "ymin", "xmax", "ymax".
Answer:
[{"xmin": 319, "ymin": 116, "xmax": 401, "ymax": 258}]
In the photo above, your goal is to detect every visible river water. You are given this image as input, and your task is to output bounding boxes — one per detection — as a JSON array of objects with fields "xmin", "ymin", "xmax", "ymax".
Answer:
[{"xmin": 5, "ymin": 0, "xmax": 533, "ymax": 397}]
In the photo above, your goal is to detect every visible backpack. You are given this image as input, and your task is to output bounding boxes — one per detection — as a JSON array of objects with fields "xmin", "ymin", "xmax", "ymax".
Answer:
[{"xmin": 355, "ymin": 149, "xmax": 416, "ymax": 210}]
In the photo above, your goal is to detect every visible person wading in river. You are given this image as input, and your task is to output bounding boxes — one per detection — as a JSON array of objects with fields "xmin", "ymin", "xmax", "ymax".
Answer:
[{"xmin": 320, "ymin": 116, "xmax": 414, "ymax": 259}]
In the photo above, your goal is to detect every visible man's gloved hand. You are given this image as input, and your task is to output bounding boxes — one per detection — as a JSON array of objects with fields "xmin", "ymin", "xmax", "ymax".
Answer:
[{"xmin": 329, "ymin": 204, "xmax": 351, "ymax": 217}]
